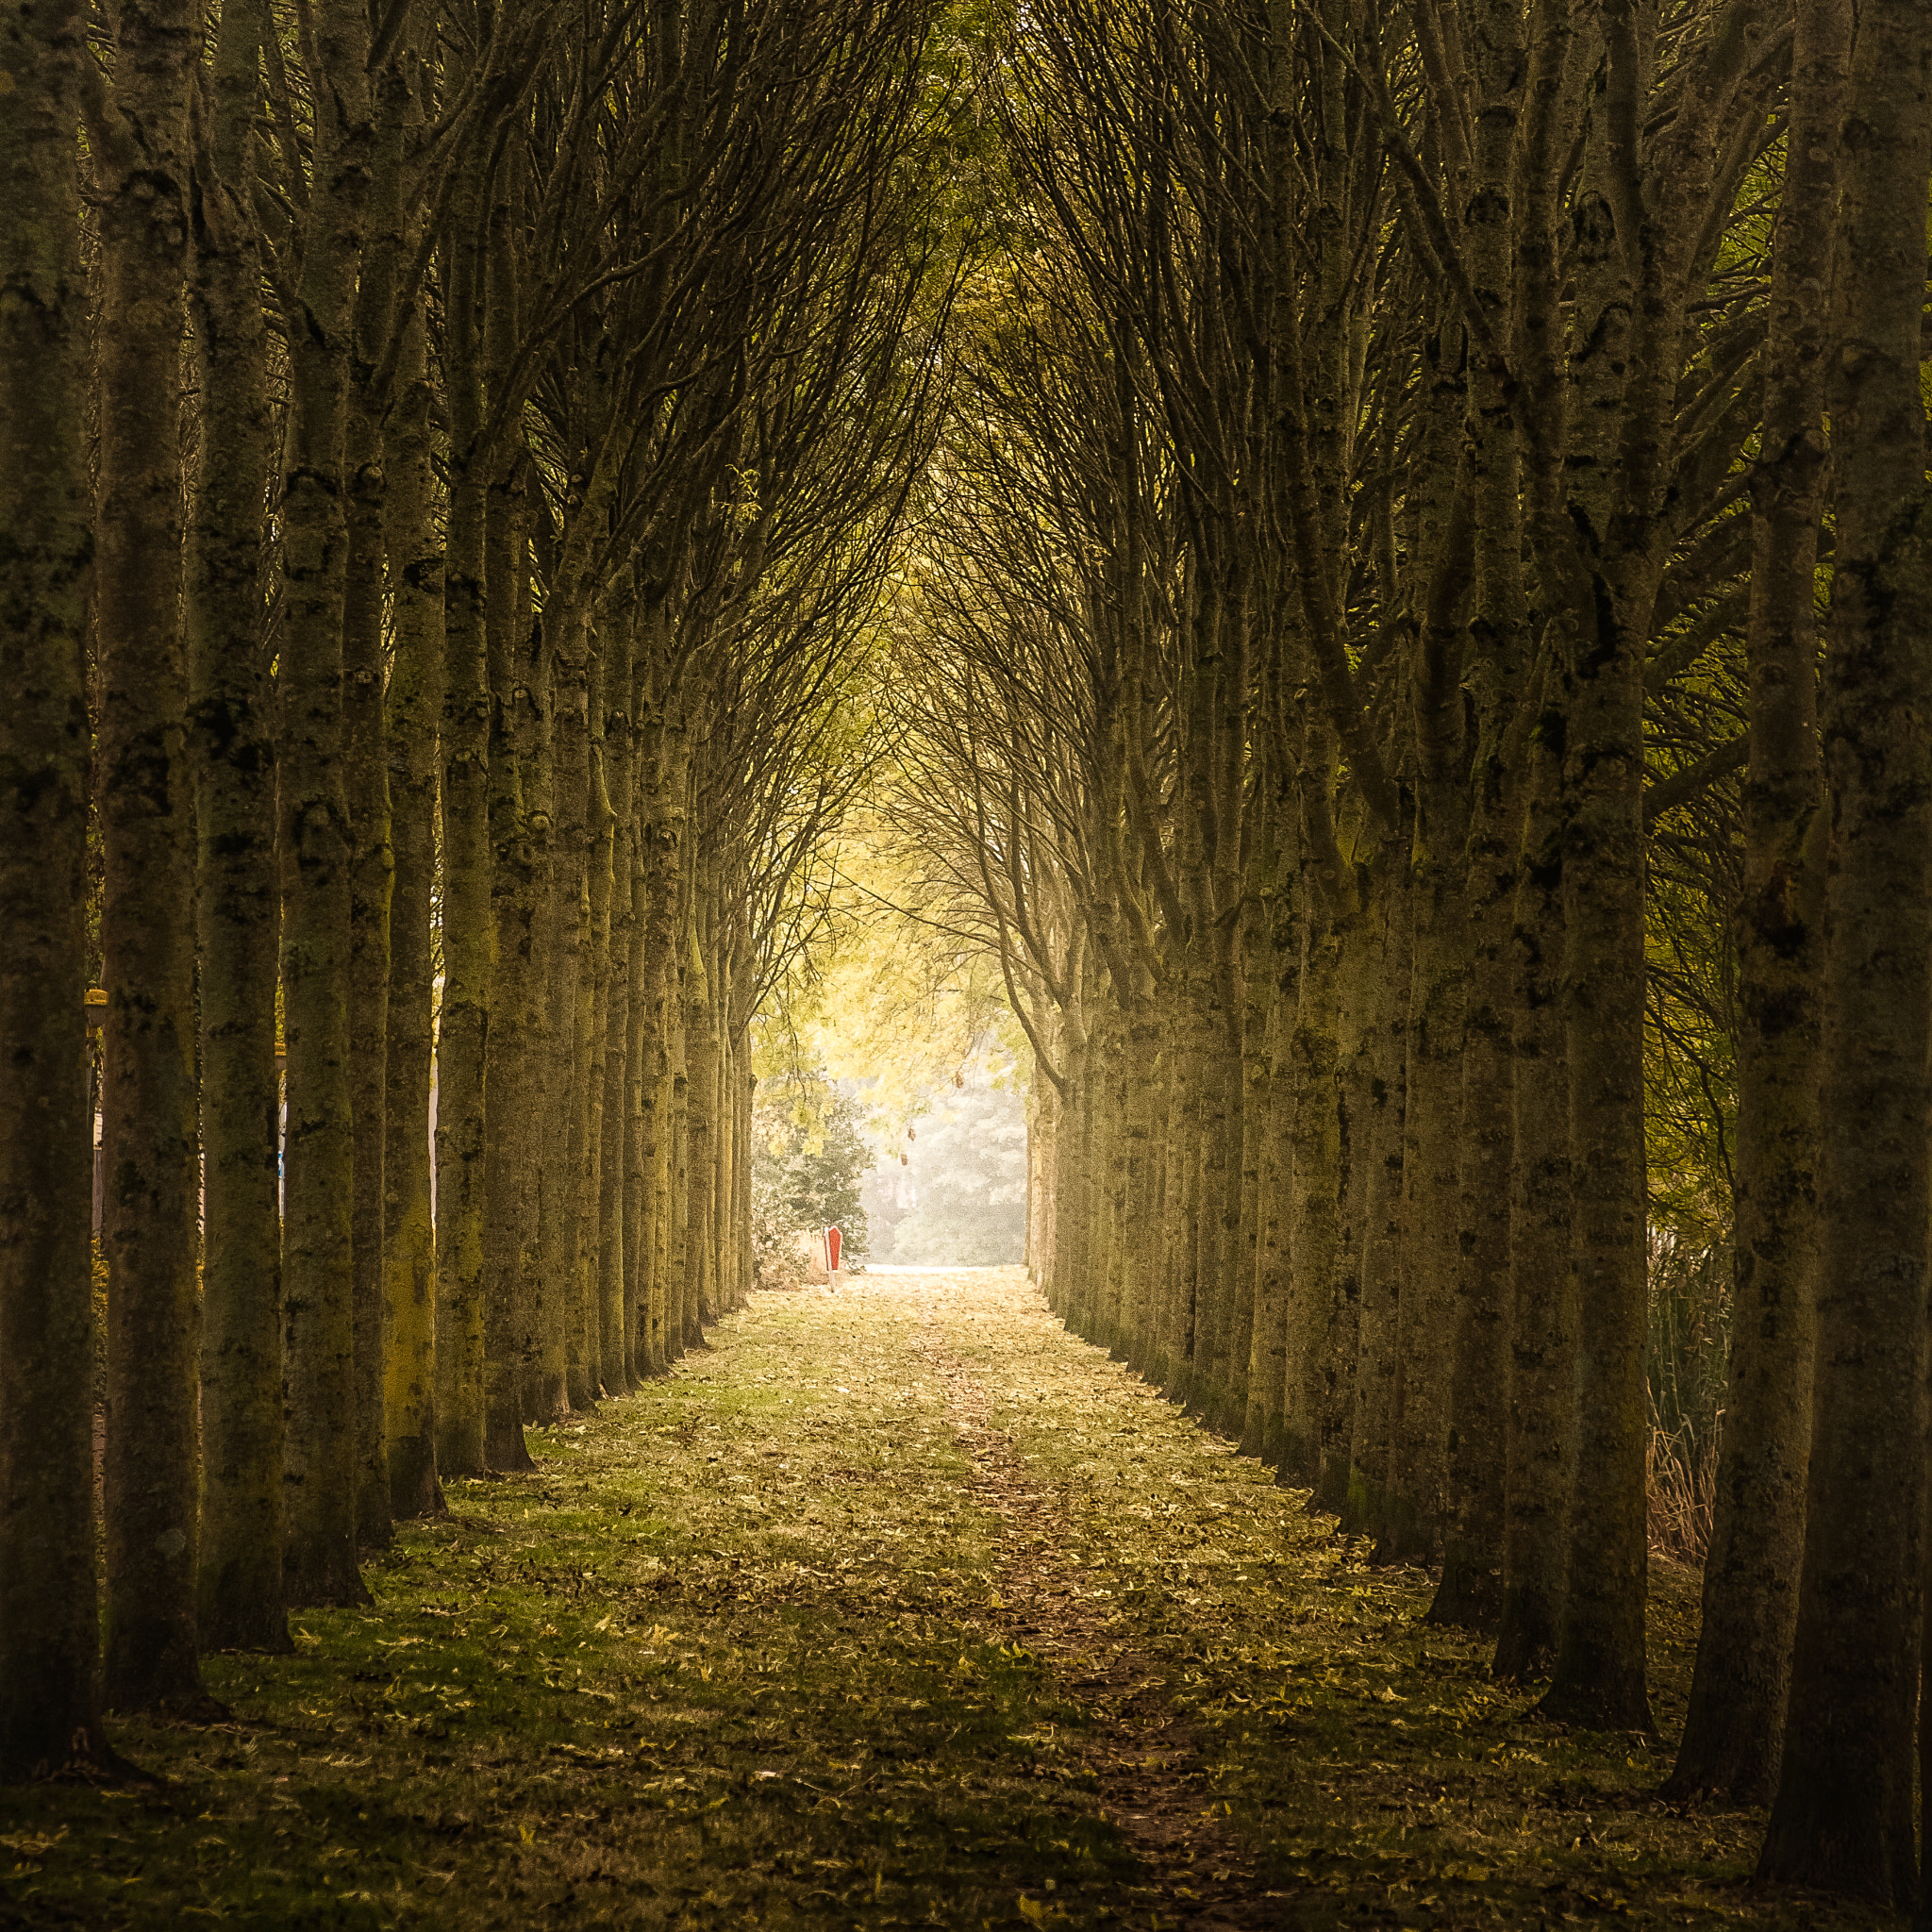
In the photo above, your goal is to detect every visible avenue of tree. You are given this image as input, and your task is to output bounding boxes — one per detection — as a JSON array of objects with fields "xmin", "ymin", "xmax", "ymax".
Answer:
[
  {"xmin": 2, "ymin": 0, "xmax": 1930, "ymax": 1917},
  {"xmin": 3, "ymin": 0, "xmax": 952, "ymax": 1765},
  {"xmin": 882, "ymin": 0, "xmax": 1931, "ymax": 1909}
]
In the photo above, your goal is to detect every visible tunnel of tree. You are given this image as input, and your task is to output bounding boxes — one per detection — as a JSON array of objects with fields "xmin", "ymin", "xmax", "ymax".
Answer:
[{"xmin": 3, "ymin": 0, "xmax": 1932, "ymax": 1919}]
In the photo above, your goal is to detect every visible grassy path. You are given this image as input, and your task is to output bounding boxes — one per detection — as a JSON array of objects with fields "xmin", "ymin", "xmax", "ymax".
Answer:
[{"xmin": 0, "ymin": 1269, "xmax": 1891, "ymax": 1929}]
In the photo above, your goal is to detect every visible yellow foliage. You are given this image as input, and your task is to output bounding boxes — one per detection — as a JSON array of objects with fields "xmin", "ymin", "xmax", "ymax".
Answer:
[{"xmin": 755, "ymin": 806, "xmax": 1025, "ymax": 1152}]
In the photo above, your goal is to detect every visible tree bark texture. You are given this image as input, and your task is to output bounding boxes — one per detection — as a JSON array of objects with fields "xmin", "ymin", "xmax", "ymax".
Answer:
[
  {"xmin": 1668, "ymin": 0, "xmax": 1839, "ymax": 1803},
  {"xmin": 278, "ymin": 0, "xmax": 375, "ymax": 1610},
  {"xmin": 96, "ymin": 0, "xmax": 208, "ymax": 1708},
  {"xmin": 0, "ymin": 0, "xmax": 114, "ymax": 1769},
  {"xmin": 1760, "ymin": 2, "xmax": 1931, "ymax": 1901},
  {"xmin": 188, "ymin": 0, "xmax": 288, "ymax": 1651},
  {"xmin": 382, "ymin": 297, "xmax": 445, "ymax": 1523}
]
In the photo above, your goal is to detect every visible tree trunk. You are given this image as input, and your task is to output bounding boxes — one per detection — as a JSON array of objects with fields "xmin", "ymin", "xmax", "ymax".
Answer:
[
  {"xmin": 575, "ymin": 673, "xmax": 616, "ymax": 1407},
  {"xmin": 381, "ymin": 296, "xmax": 446, "ymax": 1523},
  {"xmin": 1491, "ymin": 733, "xmax": 1572, "ymax": 1682},
  {"xmin": 1154, "ymin": 976, "xmax": 1203, "ymax": 1402},
  {"xmin": 1759, "ymin": 2, "xmax": 1930, "ymax": 1899},
  {"xmin": 189, "ymin": 0, "xmax": 289, "ymax": 1649},
  {"xmin": 1314, "ymin": 891, "xmax": 1374, "ymax": 1518},
  {"xmin": 678, "ymin": 888, "xmax": 716, "ymax": 1341},
  {"xmin": 279, "ymin": 0, "xmax": 375, "ymax": 1611},
  {"xmin": 533, "ymin": 591, "xmax": 589, "ymax": 1420},
  {"xmin": 1283, "ymin": 888, "xmax": 1345, "ymax": 1486},
  {"xmin": 1428, "ymin": 0, "xmax": 1534, "ymax": 1645},
  {"xmin": 1345, "ymin": 849, "xmax": 1409, "ymax": 1539},
  {"xmin": 1028, "ymin": 1069, "xmax": 1059, "ymax": 1290},
  {"xmin": 1385, "ymin": 836, "xmax": 1464, "ymax": 1566},
  {"xmin": 1244, "ymin": 881, "xmax": 1299, "ymax": 1468},
  {"xmin": 624, "ymin": 760, "xmax": 655, "ymax": 1378},
  {"xmin": 96, "ymin": 0, "xmax": 208, "ymax": 1706},
  {"xmin": 1430, "ymin": 798, "xmax": 1515, "ymax": 1631},
  {"xmin": 342, "ymin": 92, "xmax": 403, "ymax": 1547},
  {"xmin": 1194, "ymin": 938, "xmax": 1246, "ymax": 1435},
  {"xmin": 598, "ymin": 617, "xmax": 637, "ymax": 1395},
  {"xmin": 0, "ymin": 0, "xmax": 115, "ymax": 1769},
  {"xmin": 432, "ymin": 179, "xmax": 491, "ymax": 1477},
  {"xmin": 481, "ymin": 452, "xmax": 540, "ymax": 1468},
  {"xmin": 1535, "ymin": 124, "xmax": 1654, "ymax": 1732},
  {"xmin": 1667, "ymin": 0, "xmax": 1837, "ymax": 1802}
]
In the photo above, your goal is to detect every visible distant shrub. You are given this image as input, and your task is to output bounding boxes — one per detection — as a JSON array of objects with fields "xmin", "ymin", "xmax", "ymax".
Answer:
[{"xmin": 751, "ymin": 1077, "xmax": 870, "ymax": 1287}]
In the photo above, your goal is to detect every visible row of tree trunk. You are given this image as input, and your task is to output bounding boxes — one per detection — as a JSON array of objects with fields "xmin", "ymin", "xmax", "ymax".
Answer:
[
  {"xmin": 895, "ymin": 0, "xmax": 1932, "ymax": 1909},
  {"xmin": 0, "ymin": 0, "xmax": 945, "ymax": 1774}
]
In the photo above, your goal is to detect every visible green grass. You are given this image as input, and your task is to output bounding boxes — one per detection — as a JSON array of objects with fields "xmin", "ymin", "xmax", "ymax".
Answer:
[{"xmin": 0, "ymin": 1269, "xmax": 1899, "ymax": 1930}]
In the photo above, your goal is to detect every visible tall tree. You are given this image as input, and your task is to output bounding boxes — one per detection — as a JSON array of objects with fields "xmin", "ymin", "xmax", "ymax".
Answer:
[
  {"xmin": 383, "ymin": 289, "xmax": 446, "ymax": 1521},
  {"xmin": 1667, "ymin": 0, "xmax": 1839, "ymax": 1805},
  {"xmin": 1759, "ymin": 0, "xmax": 1932, "ymax": 1903},
  {"xmin": 434, "ymin": 134, "xmax": 493, "ymax": 1478},
  {"xmin": 276, "ymin": 0, "xmax": 376, "ymax": 1607},
  {"xmin": 93, "ymin": 0, "xmax": 211, "ymax": 1710},
  {"xmin": 0, "ymin": 0, "xmax": 116, "ymax": 1776},
  {"xmin": 189, "ymin": 0, "xmax": 289, "ymax": 1649}
]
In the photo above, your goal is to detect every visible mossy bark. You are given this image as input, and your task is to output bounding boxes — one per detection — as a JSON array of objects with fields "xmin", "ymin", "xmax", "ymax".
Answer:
[
  {"xmin": 0, "ymin": 0, "xmax": 115, "ymax": 1770},
  {"xmin": 1345, "ymin": 850, "xmax": 1409, "ymax": 1540},
  {"xmin": 278, "ymin": 0, "xmax": 375, "ymax": 1611},
  {"xmin": 681, "ymin": 886, "xmax": 719, "ymax": 1345},
  {"xmin": 637, "ymin": 708, "xmax": 690, "ymax": 1372},
  {"xmin": 341, "ymin": 30, "xmax": 421, "ymax": 1550},
  {"xmin": 1489, "ymin": 0, "xmax": 1577, "ymax": 1690},
  {"xmin": 1193, "ymin": 943, "xmax": 1246, "ymax": 1436},
  {"xmin": 575, "ymin": 671, "xmax": 616, "ymax": 1407},
  {"xmin": 1668, "ymin": 0, "xmax": 1835, "ymax": 1804},
  {"xmin": 432, "ymin": 173, "xmax": 491, "ymax": 1478},
  {"xmin": 1243, "ymin": 817, "xmax": 1302, "ymax": 1469},
  {"xmin": 624, "ymin": 765, "xmax": 654, "ymax": 1379},
  {"xmin": 96, "ymin": 0, "xmax": 209, "ymax": 1706},
  {"xmin": 1243, "ymin": 969, "xmax": 1292, "ymax": 1469},
  {"xmin": 1229, "ymin": 862, "xmax": 1275, "ymax": 1443},
  {"xmin": 1314, "ymin": 899, "xmax": 1374, "ymax": 1518},
  {"xmin": 597, "ymin": 616, "xmax": 637, "ymax": 1394},
  {"xmin": 480, "ymin": 451, "xmax": 541, "ymax": 1468},
  {"xmin": 1384, "ymin": 817, "xmax": 1464, "ymax": 1568},
  {"xmin": 1491, "ymin": 735, "xmax": 1572, "ymax": 1683},
  {"xmin": 533, "ymin": 588, "xmax": 590, "ymax": 1420},
  {"xmin": 1026, "ymin": 1070, "xmax": 1059, "ymax": 1290},
  {"xmin": 187, "ymin": 0, "xmax": 288, "ymax": 1654},
  {"xmin": 1531, "ymin": 54, "xmax": 1655, "ymax": 1729},
  {"xmin": 668, "ymin": 1058, "xmax": 691, "ymax": 1356},
  {"xmin": 1093, "ymin": 979, "xmax": 1146, "ymax": 1361},
  {"xmin": 1426, "ymin": 28, "xmax": 1525, "ymax": 1626},
  {"xmin": 1050, "ymin": 1006, "xmax": 1095, "ymax": 1344},
  {"xmin": 633, "ymin": 711, "xmax": 665, "ymax": 1371},
  {"xmin": 382, "ymin": 296, "xmax": 445, "ymax": 1523},
  {"xmin": 1283, "ymin": 866, "xmax": 1347, "ymax": 1488},
  {"xmin": 1153, "ymin": 977, "xmax": 1202, "ymax": 1405},
  {"xmin": 1759, "ymin": 1, "xmax": 1929, "ymax": 1898}
]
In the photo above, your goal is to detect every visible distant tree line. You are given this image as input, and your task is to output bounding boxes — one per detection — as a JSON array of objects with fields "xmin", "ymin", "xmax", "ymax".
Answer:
[
  {"xmin": 866, "ymin": 1076, "xmax": 1026, "ymax": 1267},
  {"xmin": 888, "ymin": 0, "xmax": 1930, "ymax": 1907},
  {"xmin": 0, "ymin": 0, "xmax": 955, "ymax": 1774}
]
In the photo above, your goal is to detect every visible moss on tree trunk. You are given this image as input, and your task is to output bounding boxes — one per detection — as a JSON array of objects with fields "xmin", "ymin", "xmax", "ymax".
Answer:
[{"xmin": 0, "ymin": 0, "xmax": 115, "ymax": 1771}]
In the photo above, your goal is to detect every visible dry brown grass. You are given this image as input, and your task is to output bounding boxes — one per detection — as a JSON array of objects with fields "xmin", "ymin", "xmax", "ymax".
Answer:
[{"xmin": 1647, "ymin": 1418, "xmax": 1720, "ymax": 1567}]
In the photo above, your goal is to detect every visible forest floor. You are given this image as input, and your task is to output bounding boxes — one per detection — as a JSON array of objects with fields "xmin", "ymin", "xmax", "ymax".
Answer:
[{"xmin": 0, "ymin": 1268, "xmax": 1897, "ymax": 1931}]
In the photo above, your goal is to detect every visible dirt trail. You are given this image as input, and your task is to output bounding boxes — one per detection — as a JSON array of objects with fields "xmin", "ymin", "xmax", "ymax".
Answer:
[
  {"xmin": 915, "ymin": 1305, "xmax": 1270, "ymax": 1928},
  {"xmin": 21, "ymin": 1266, "xmax": 1871, "ymax": 1932}
]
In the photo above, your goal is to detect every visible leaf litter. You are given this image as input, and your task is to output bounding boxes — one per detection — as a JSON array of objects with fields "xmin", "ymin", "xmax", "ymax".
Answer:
[{"xmin": 0, "ymin": 1267, "xmax": 1897, "ymax": 1929}]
